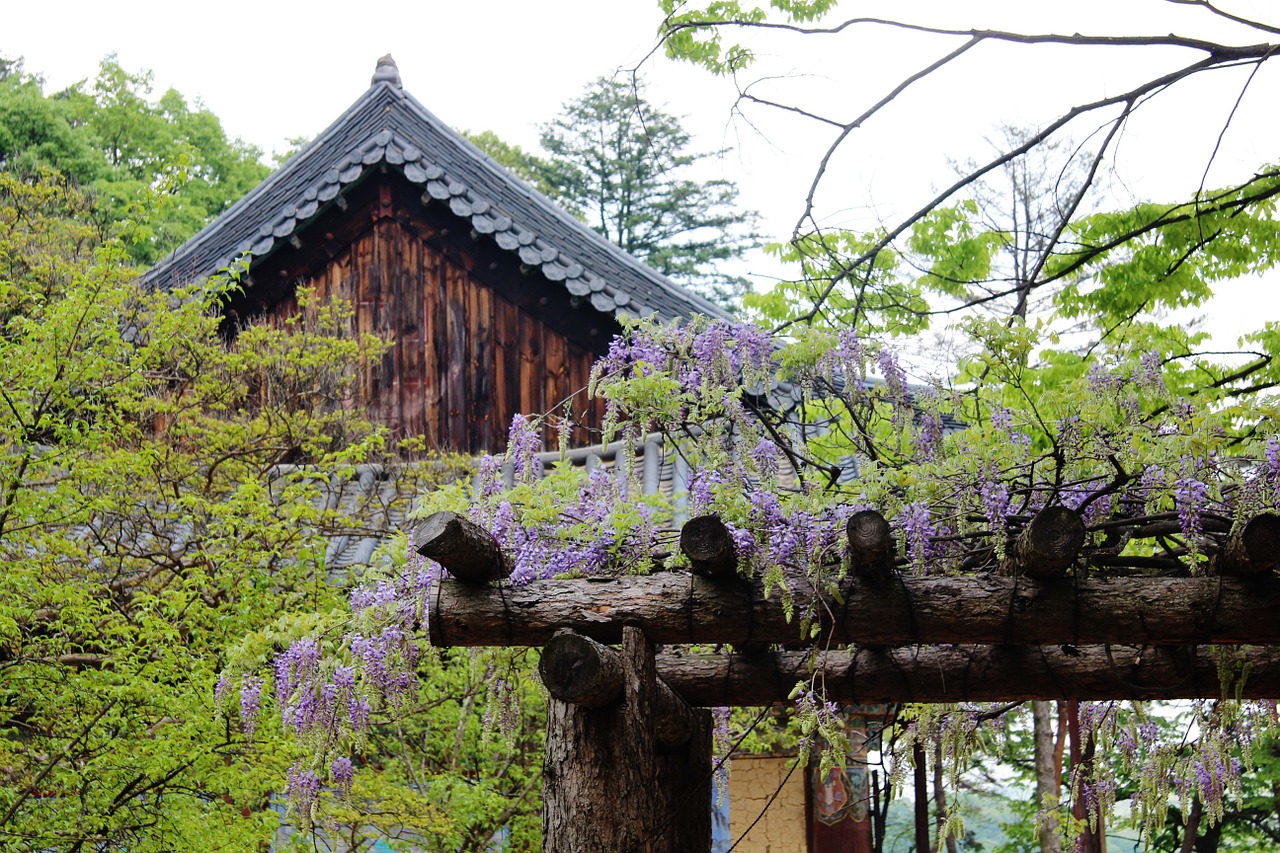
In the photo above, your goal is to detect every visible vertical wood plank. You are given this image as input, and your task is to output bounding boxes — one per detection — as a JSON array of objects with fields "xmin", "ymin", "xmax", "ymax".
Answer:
[
  {"xmin": 422, "ymin": 245, "xmax": 444, "ymax": 450},
  {"xmin": 518, "ymin": 311, "xmax": 544, "ymax": 446},
  {"xmin": 543, "ymin": 330, "xmax": 567, "ymax": 448},
  {"xmin": 399, "ymin": 229, "xmax": 425, "ymax": 442},
  {"xmin": 445, "ymin": 260, "xmax": 469, "ymax": 450},
  {"xmin": 467, "ymin": 275, "xmax": 494, "ymax": 453}
]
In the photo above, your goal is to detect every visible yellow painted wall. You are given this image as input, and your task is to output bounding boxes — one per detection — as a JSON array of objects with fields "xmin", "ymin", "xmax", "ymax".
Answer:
[{"xmin": 728, "ymin": 756, "xmax": 807, "ymax": 853}]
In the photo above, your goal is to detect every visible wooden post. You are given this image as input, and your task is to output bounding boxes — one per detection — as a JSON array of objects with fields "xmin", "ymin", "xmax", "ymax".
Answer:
[
  {"xmin": 541, "ymin": 627, "xmax": 711, "ymax": 853},
  {"xmin": 656, "ymin": 707, "xmax": 713, "ymax": 853}
]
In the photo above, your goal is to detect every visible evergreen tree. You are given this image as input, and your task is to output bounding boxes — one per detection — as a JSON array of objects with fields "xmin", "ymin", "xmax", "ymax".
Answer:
[{"xmin": 539, "ymin": 76, "xmax": 759, "ymax": 310}]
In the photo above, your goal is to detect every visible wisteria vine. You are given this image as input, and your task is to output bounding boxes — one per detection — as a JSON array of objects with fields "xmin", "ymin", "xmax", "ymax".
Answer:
[{"xmin": 221, "ymin": 314, "xmax": 1280, "ymax": 838}]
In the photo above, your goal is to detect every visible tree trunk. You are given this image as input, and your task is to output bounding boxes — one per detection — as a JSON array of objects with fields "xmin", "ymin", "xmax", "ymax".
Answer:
[
  {"xmin": 1033, "ymin": 700, "xmax": 1063, "ymax": 853},
  {"xmin": 429, "ymin": 573, "xmax": 1280, "ymax": 648},
  {"xmin": 1066, "ymin": 701, "xmax": 1105, "ymax": 853},
  {"xmin": 649, "ymin": 645, "xmax": 1280, "ymax": 706},
  {"xmin": 914, "ymin": 740, "xmax": 930, "ymax": 853}
]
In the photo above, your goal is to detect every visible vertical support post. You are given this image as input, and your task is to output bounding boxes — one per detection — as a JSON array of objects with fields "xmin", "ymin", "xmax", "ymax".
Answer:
[
  {"xmin": 656, "ymin": 708, "xmax": 713, "ymax": 852},
  {"xmin": 542, "ymin": 627, "xmax": 712, "ymax": 853}
]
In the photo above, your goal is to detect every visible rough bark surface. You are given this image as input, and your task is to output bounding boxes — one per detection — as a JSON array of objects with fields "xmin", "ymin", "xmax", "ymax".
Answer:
[
  {"xmin": 428, "ymin": 573, "xmax": 1280, "ymax": 647},
  {"xmin": 413, "ymin": 510, "xmax": 510, "ymax": 583},
  {"xmin": 680, "ymin": 515, "xmax": 739, "ymax": 579},
  {"xmin": 651, "ymin": 645, "xmax": 1280, "ymax": 705},
  {"xmin": 543, "ymin": 627, "xmax": 658, "ymax": 853}
]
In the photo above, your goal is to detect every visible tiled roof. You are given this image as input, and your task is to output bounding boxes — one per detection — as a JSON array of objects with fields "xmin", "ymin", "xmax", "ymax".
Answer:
[{"xmin": 143, "ymin": 57, "xmax": 731, "ymax": 324}]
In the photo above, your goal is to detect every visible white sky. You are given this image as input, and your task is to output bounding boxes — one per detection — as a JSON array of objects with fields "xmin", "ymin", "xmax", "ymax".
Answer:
[{"xmin": 6, "ymin": 0, "xmax": 1278, "ymax": 348}]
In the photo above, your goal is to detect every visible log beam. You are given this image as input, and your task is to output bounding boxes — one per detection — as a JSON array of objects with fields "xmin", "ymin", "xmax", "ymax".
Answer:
[
  {"xmin": 428, "ymin": 572, "xmax": 1280, "ymax": 648},
  {"xmin": 655, "ymin": 644, "xmax": 1280, "ymax": 705},
  {"xmin": 413, "ymin": 510, "xmax": 510, "ymax": 583}
]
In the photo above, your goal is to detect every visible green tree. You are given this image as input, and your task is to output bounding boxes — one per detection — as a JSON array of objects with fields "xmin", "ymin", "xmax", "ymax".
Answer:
[
  {"xmin": 539, "ymin": 76, "xmax": 759, "ymax": 309},
  {"xmin": 465, "ymin": 128, "xmax": 559, "ymax": 199},
  {"xmin": 0, "ymin": 54, "xmax": 270, "ymax": 264},
  {"xmin": 0, "ymin": 168, "xmax": 491, "ymax": 850}
]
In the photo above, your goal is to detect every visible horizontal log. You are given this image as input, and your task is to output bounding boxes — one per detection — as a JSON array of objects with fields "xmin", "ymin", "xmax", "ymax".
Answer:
[
  {"xmin": 427, "ymin": 573, "xmax": 1280, "ymax": 648},
  {"xmin": 654, "ymin": 644, "xmax": 1280, "ymax": 705}
]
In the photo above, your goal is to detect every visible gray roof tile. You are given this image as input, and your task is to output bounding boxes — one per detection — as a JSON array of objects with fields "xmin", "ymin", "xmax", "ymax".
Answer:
[{"xmin": 143, "ymin": 65, "xmax": 731, "ymax": 324}]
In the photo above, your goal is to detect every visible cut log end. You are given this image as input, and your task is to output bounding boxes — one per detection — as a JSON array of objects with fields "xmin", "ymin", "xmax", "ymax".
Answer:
[
  {"xmin": 539, "ymin": 629, "xmax": 694, "ymax": 746},
  {"xmin": 539, "ymin": 631, "xmax": 623, "ymax": 709},
  {"xmin": 1221, "ymin": 512, "xmax": 1280, "ymax": 577},
  {"xmin": 1007, "ymin": 505, "xmax": 1085, "ymax": 579},
  {"xmin": 680, "ymin": 514, "xmax": 739, "ymax": 579},
  {"xmin": 848, "ymin": 509, "xmax": 895, "ymax": 583},
  {"xmin": 412, "ymin": 510, "xmax": 510, "ymax": 584}
]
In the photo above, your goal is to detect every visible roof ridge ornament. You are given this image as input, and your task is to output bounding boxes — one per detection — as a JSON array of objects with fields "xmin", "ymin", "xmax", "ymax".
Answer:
[{"xmin": 371, "ymin": 54, "xmax": 402, "ymax": 88}]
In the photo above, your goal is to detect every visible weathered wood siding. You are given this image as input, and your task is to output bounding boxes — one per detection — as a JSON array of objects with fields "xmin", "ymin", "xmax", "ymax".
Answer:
[{"xmin": 253, "ymin": 175, "xmax": 608, "ymax": 454}]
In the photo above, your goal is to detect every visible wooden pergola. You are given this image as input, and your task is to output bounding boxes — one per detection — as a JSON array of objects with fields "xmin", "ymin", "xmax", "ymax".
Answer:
[{"xmin": 414, "ymin": 506, "xmax": 1280, "ymax": 852}]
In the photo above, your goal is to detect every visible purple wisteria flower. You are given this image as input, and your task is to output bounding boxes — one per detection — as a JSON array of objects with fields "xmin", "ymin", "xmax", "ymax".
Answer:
[
  {"xmin": 914, "ymin": 409, "xmax": 943, "ymax": 462},
  {"xmin": 1265, "ymin": 437, "xmax": 1280, "ymax": 504},
  {"xmin": 239, "ymin": 676, "xmax": 263, "ymax": 738},
  {"xmin": 876, "ymin": 348, "xmax": 907, "ymax": 404},
  {"xmin": 977, "ymin": 467, "xmax": 1010, "ymax": 532},
  {"xmin": 507, "ymin": 414, "xmax": 542, "ymax": 481},
  {"xmin": 215, "ymin": 672, "xmax": 234, "ymax": 713},
  {"xmin": 1175, "ymin": 456, "xmax": 1209, "ymax": 548},
  {"xmin": 286, "ymin": 761, "xmax": 322, "ymax": 817},
  {"xmin": 1135, "ymin": 351, "xmax": 1165, "ymax": 390},
  {"xmin": 330, "ymin": 756, "xmax": 354, "ymax": 801},
  {"xmin": 898, "ymin": 502, "xmax": 935, "ymax": 572}
]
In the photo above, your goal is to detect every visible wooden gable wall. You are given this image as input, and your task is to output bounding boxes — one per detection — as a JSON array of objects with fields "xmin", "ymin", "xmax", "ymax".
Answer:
[{"xmin": 229, "ymin": 171, "xmax": 611, "ymax": 454}]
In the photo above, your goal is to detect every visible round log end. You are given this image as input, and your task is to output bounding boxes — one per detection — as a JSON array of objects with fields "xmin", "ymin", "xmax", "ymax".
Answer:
[
  {"xmin": 1018, "ymin": 505, "xmax": 1086, "ymax": 578},
  {"xmin": 848, "ymin": 509, "xmax": 895, "ymax": 582},
  {"xmin": 680, "ymin": 514, "xmax": 739, "ymax": 579},
  {"xmin": 1223, "ymin": 512, "xmax": 1280, "ymax": 577},
  {"xmin": 539, "ymin": 631, "xmax": 623, "ymax": 708}
]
